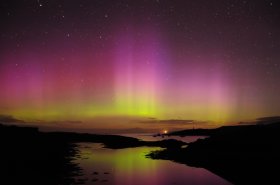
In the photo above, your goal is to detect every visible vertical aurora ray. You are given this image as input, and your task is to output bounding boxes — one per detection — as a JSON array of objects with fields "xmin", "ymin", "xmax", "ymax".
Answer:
[
  {"xmin": 159, "ymin": 55, "xmax": 237, "ymax": 122},
  {"xmin": 113, "ymin": 28, "xmax": 165, "ymax": 117}
]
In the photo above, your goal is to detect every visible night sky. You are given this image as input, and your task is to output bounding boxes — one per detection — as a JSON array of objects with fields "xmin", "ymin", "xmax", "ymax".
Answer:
[{"xmin": 0, "ymin": 0, "xmax": 280, "ymax": 131}]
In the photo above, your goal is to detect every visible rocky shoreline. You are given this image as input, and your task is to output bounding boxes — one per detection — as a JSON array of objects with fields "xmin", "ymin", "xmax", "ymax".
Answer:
[
  {"xmin": 0, "ymin": 123, "xmax": 185, "ymax": 185},
  {"xmin": 148, "ymin": 123, "xmax": 280, "ymax": 185}
]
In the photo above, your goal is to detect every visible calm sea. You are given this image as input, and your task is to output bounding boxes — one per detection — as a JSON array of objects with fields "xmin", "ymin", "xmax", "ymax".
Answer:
[{"xmin": 71, "ymin": 135, "xmax": 232, "ymax": 185}]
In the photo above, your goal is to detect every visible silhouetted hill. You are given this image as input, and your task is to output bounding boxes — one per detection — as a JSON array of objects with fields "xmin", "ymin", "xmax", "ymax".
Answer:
[
  {"xmin": 168, "ymin": 128, "xmax": 214, "ymax": 136},
  {"xmin": 169, "ymin": 120, "xmax": 280, "ymax": 137}
]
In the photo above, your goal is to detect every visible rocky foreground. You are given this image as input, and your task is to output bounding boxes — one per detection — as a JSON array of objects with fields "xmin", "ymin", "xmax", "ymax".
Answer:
[
  {"xmin": 0, "ymin": 123, "xmax": 185, "ymax": 185},
  {"xmin": 148, "ymin": 123, "xmax": 280, "ymax": 185}
]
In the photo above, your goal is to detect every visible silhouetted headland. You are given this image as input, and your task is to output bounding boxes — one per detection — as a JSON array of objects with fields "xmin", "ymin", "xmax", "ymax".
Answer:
[
  {"xmin": 148, "ymin": 122, "xmax": 280, "ymax": 185},
  {"xmin": 167, "ymin": 128, "xmax": 214, "ymax": 136},
  {"xmin": 0, "ymin": 123, "xmax": 185, "ymax": 185},
  {"xmin": 0, "ymin": 124, "xmax": 80, "ymax": 185}
]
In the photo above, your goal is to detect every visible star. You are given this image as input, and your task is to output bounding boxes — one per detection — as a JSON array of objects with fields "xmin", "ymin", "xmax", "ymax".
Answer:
[{"xmin": 37, "ymin": 0, "xmax": 43, "ymax": 7}]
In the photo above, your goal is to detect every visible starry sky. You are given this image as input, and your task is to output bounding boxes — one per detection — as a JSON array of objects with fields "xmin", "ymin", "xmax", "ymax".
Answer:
[{"xmin": 0, "ymin": 0, "xmax": 280, "ymax": 131}]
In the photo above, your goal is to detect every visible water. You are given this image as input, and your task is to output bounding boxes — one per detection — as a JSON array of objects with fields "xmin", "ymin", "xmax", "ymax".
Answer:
[
  {"xmin": 72, "ymin": 141, "xmax": 232, "ymax": 185},
  {"xmin": 119, "ymin": 133, "xmax": 207, "ymax": 143}
]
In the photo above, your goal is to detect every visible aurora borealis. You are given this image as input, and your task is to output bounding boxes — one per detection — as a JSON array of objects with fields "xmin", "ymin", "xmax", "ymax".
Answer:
[{"xmin": 0, "ymin": 0, "xmax": 280, "ymax": 131}]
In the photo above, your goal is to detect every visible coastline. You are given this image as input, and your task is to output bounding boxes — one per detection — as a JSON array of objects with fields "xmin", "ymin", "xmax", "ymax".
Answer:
[
  {"xmin": 0, "ymin": 123, "xmax": 185, "ymax": 185},
  {"xmin": 148, "ymin": 123, "xmax": 280, "ymax": 185},
  {"xmin": 3, "ymin": 122, "xmax": 280, "ymax": 185}
]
